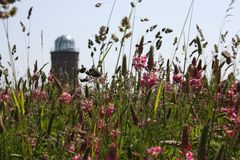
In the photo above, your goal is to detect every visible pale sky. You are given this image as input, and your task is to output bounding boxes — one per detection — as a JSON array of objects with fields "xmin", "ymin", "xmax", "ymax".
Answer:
[{"xmin": 0, "ymin": 0, "xmax": 240, "ymax": 77}]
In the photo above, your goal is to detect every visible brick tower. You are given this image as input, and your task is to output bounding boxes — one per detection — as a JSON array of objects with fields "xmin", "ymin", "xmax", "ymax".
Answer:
[{"xmin": 51, "ymin": 35, "xmax": 79, "ymax": 82}]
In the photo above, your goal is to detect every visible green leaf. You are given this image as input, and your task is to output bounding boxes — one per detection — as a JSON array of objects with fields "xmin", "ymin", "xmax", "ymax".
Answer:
[
  {"xmin": 20, "ymin": 90, "xmax": 25, "ymax": 115},
  {"xmin": 12, "ymin": 91, "xmax": 20, "ymax": 113},
  {"xmin": 154, "ymin": 81, "xmax": 163, "ymax": 118}
]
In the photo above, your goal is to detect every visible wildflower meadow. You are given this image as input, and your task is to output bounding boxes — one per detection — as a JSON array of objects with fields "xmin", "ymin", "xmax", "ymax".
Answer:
[{"xmin": 1, "ymin": 0, "xmax": 240, "ymax": 159}]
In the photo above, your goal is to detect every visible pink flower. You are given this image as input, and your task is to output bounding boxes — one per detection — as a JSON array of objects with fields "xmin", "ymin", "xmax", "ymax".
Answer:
[
  {"xmin": 67, "ymin": 144, "xmax": 75, "ymax": 153},
  {"xmin": 229, "ymin": 83, "xmax": 237, "ymax": 92},
  {"xmin": 107, "ymin": 103, "xmax": 115, "ymax": 116},
  {"xmin": 48, "ymin": 73, "xmax": 54, "ymax": 84},
  {"xmin": 103, "ymin": 92, "xmax": 110, "ymax": 101},
  {"xmin": 31, "ymin": 89, "xmax": 47, "ymax": 101},
  {"xmin": 99, "ymin": 107, "xmax": 105, "ymax": 118},
  {"xmin": 40, "ymin": 90, "xmax": 48, "ymax": 100},
  {"xmin": 59, "ymin": 92, "xmax": 72, "ymax": 104},
  {"xmin": 74, "ymin": 123, "xmax": 81, "ymax": 130},
  {"xmin": 223, "ymin": 126, "xmax": 235, "ymax": 137},
  {"xmin": 186, "ymin": 151, "xmax": 194, "ymax": 160},
  {"xmin": 219, "ymin": 107, "xmax": 235, "ymax": 115},
  {"xmin": 231, "ymin": 112, "xmax": 237, "ymax": 119},
  {"xmin": 41, "ymin": 152, "xmax": 49, "ymax": 160},
  {"xmin": 141, "ymin": 72, "xmax": 157, "ymax": 89},
  {"xmin": 98, "ymin": 74, "xmax": 107, "ymax": 84},
  {"xmin": 132, "ymin": 55, "xmax": 147, "ymax": 71},
  {"xmin": 97, "ymin": 119, "xmax": 106, "ymax": 130},
  {"xmin": 173, "ymin": 74, "xmax": 183, "ymax": 83},
  {"xmin": 32, "ymin": 89, "xmax": 40, "ymax": 98},
  {"xmin": 110, "ymin": 129, "xmax": 121, "ymax": 138},
  {"xmin": 29, "ymin": 137, "xmax": 37, "ymax": 147},
  {"xmin": 147, "ymin": 146, "xmax": 162, "ymax": 157},
  {"xmin": 0, "ymin": 92, "xmax": 9, "ymax": 103},
  {"xmin": 72, "ymin": 154, "xmax": 82, "ymax": 160},
  {"xmin": 193, "ymin": 70, "xmax": 203, "ymax": 79},
  {"xmin": 80, "ymin": 100, "xmax": 93, "ymax": 113},
  {"xmin": 165, "ymin": 83, "xmax": 173, "ymax": 93},
  {"xmin": 226, "ymin": 89, "xmax": 234, "ymax": 98},
  {"xmin": 189, "ymin": 78, "xmax": 202, "ymax": 90},
  {"xmin": 214, "ymin": 92, "xmax": 222, "ymax": 100},
  {"xmin": 31, "ymin": 73, "xmax": 39, "ymax": 81}
]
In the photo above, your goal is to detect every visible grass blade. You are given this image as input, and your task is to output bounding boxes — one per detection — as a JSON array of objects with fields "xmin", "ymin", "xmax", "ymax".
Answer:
[{"xmin": 154, "ymin": 81, "xmax": 163, "ymax": 118}]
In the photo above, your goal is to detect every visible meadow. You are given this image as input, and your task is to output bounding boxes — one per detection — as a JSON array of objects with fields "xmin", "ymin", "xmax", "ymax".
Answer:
[{"xmin": 0, "ymin": 0, "xmax": 240, "ymax": 159}]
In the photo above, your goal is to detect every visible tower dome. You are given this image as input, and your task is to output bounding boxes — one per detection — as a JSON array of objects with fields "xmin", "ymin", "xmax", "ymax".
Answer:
[{"xmin": 55, "ymin": 34, "xmax": 75, "ymax": 51}]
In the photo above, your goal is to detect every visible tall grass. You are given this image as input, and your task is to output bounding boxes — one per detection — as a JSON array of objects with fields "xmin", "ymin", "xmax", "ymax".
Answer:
[{"xmin": 0, "ymin": 0, "xmax": 240, "ymax": 159}]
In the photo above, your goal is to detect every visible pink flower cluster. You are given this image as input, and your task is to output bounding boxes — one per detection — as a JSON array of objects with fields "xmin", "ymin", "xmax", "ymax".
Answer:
[
  {"xmin": 72, "ymin": 154, "xmax": 82, "ymax": 160},
  {"xmin": 177, "ymin": 151, "xmax": 195, "ymax": 160},
  {"xmin": 98, "ymin": 74, "xmax": 107, "ymax": 84},
  {"xmin": 48, "ymin": 73, "xmax": 54, "ymax": 84},
  {"xmin": 110, "ymin": 129, "xmax": 121, "ymax": 138},
  {"xmin": 99, "ymin": 107, "xmax": 105, "ymax": 118},
  {"xmin": 225, "ymin": 83, "xmax": 239, "ymax": 105},
  {"xmin": 0, "ymin": 92, "xmax": 9, "ymax": 103},
  {"xmin": 97, "ymin": 119, "xmax": 106, "ymax": 130},
  {"xmin": 173, "ymin": 74, "xmax": 183, "ymax": 83},
  {"xmin": 29, "ymin": 136, "xmax": 37, "ymax": 147},
  {"xmin": 31, "ymin": 73, "xmax": 39, "ymax": 81},
  {"xmin": 223, "ymin": 114, "xmax": 240, "ymax": 137},
  {"xmin": 98, "ymin": 103, "xmax": 115, "ymax": 118},
  {"xmin": 141, "ymin": 72, "xmax": 157, "ymax": 89},
  {"xmin": 186, "ymin": 151, "xmax": 194, "ymax": 160},
  {"xmin": 107, "ymin": 103, "xmax": 115, "ymax": 116},
  {"xmin": 216, "ymin": 81, "xmax": 240, "ymax": 137},
  {"xmin": 226, "ymin": 89, "xmax": 235, "ymax": 98},
  {"xmin": 67, "ymin": 144, "xmax": 75, "ymax": 153},
  {"xmin": 59, "ymin": 92, "xmax": 72, "ymax": 104},
  {"xmin": 132, "ymin": 55, "xmax": 147, "ymax": 71},
  {"xmin": 189, "ymin": 78, "xmax": 202, "ymax": 90},
  {"xmin": 72, "ymin": 154, "xmax": 91, "ymax": 160},
  {"xmin": 147, "ymin": 146, "xmax": 162, "ymax": 157},
  {"xmin": 80, "ymin": 99, "xmax": 93, "ymax": 113},
  {"xmin": 219, "ymin": 107, "xmax": 237, "ymax": 118},
  {"xmin": 32, "ymin": 89, "xmax": 48, "ymax": 101},
  {"xmin": 223, "ymin": 125, "xmax": 236, "ymax": 137}
]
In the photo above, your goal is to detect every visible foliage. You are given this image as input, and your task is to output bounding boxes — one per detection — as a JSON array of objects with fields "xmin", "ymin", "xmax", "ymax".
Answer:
[{"xmin": 1, "ymin": 0, "xmax": 240, "ymax": 159}]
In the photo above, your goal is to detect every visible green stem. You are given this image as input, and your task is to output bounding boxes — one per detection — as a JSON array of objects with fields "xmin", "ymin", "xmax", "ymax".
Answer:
[
  {"xmin": 115, "ymin": 9, "xmax": 134, "ymax": 73},
  {"xmin": 115, "ymin": 36, "xmax": 125, "ymax": 72},
  {"xmin": 2, "ymin": 19, "xmax": 17, "ymax": 86},
  {"xmin": 106, "ymin": 0, "xmax": 118, "ymax": 27},
  {"xmin": 128, "ymin": 0, "xmax": 137, "ymax": 70},
  {"xmin": 98, "ymin": 42, "xmax": 114, "ymax": 67},
  {"xmin": 183, "ymin": 2, "xmax": 194, "ymax": 74},
  {"xmin": 170, "ymin": 0, "xmax": 195, "ymax": 68}
]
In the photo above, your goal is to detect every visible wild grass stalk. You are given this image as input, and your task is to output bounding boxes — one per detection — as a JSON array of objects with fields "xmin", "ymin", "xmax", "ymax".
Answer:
[
  {"xmin": 1, "ymin": 0, "xmax": 240, "ymax": 159},
  {"xmin": 2, "ymin": 19, "xmax": 17, "ymax": 85},
  {"xmin": 170, "ymin": 0, "xmax": 195, "ymax": 69}
]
